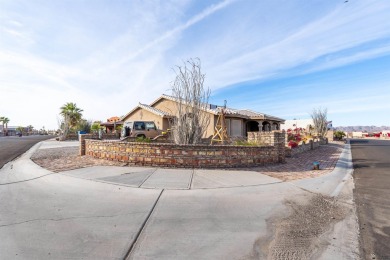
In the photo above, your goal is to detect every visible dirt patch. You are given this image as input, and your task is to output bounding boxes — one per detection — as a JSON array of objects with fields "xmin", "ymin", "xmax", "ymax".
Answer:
[
  {"xmin": 31, "ymin": 147, "xmax": 126, "ymax": 172},
  {"xmin": 261, "ymin": 194, "xmax": 346, "ymax": 259}
]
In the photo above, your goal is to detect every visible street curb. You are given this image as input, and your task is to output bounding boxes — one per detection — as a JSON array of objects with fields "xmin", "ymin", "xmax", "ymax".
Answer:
[{"xmin": 330, "ymin": 140, "xmax": 354, "ymax": 197}]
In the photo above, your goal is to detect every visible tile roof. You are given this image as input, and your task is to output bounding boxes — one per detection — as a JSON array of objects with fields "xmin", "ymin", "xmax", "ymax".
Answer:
[
  {"xmin": 152, "ymin": 94, "xmax": 220, "ymax": 115},
  {"xmin": 107, "ymin": 116, "xmax": 120, "ymax": 122},
  {"xmin": 160, "ymin": 94, "xmax": 284, "ymax": 121},
  {"xmin": 138, "ymin": 103, "xmax": 173, "ymax": 117},
  {"xmin": 209, "ymin": 108, "xmax": 284, "ymax": 121},
  {"xmin": 124, "ymin": 94, "xmax": 284, "ymax": 122}
]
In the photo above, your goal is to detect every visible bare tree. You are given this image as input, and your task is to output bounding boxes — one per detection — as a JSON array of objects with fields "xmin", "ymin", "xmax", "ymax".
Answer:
[
  {"xmin": 57, "ymin": 115, "xmax": 70, "ymax": 141},
  {"xmin": 171, "ymin": 59, "xmax": 211, "ymax": 144},
  {"xmin": 310, "ymin": 107, "xmax": 328, "ymax": 138}
]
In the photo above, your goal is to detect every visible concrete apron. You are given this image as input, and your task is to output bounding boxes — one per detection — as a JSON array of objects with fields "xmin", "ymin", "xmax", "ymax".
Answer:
[{"xmin": 0, "ymin": 141, "xmax": 358, "ymax": 259}]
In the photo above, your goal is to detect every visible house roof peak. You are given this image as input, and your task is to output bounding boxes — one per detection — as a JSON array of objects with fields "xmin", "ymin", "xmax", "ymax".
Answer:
[{"xmin": 121, "ymin": 94, "xmax": 284, "ymax": 122}]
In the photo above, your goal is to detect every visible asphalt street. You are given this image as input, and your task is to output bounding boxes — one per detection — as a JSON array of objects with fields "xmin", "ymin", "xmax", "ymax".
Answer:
[
  {"xmin": 350, "ymin": 139, "xmax": 390, "ymax": 260},
  {"xmin": 0, "ymin": 135, "xmax": 54, "ymax": 169}
]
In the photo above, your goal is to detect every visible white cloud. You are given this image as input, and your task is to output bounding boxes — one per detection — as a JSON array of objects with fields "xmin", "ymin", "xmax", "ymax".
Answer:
[
  {"xmin": 200, "ymin": 1, "xmax": 390, "ymax": 88},
  {"xmin": 7, "ymin": 20, "xmax": 23, "ymax": 27},
  {"xmin": 112, "ymin": 0, "xmax": 236, "ymax": 69},
  {"xmin": 0, "ymin": 0, "xmax": 236, "ymax": 128},
  {"xmin": 303, "ymin": 45, "xmax": 390, "ymax": 74}
]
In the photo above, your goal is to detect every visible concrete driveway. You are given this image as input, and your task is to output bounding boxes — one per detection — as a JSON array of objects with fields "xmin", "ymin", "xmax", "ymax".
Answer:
[{"xmin": 0, "ymin": 141, "xmax": 355, "ymax": 259}]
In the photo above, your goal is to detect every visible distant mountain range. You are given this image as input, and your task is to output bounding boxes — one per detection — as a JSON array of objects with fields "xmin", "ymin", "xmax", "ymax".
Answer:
[{"xmin": 333, "ymin": 126, "xmax": 390, "ymax": 132}]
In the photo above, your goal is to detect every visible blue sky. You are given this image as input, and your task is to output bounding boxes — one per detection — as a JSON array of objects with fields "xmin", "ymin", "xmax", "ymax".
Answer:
[{"xmin": 1, "ymin": 0, "xmax": 390, "ymax": 129}]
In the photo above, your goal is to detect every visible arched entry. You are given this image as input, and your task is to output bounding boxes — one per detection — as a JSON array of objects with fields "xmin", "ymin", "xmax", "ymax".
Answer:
[
  {"xmin": 247, "ymin": 121, "xmax": 259, "ymax": 132},
  {"xmin": 262, "ymin": 121, "xmax": 271, "ymax": 131},
  {"xmin": 272, "ymin": 122, "xmax": 279, "ymax": 130}
]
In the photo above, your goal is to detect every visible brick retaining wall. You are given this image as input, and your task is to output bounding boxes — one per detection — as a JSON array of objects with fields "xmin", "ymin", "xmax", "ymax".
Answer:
[
  {"xmin": 65, "ymin": 132, "xmax": 120, "ymax": 141},
  {"xmin": 247, "ymin": 131, "xmax": 286, "ymax": 163},
  {"xmin": 81, "ymin": 131, "xmax": 287, "ymax": 168},
  {"xmin": 247, "ymin": 131, "xmax": 285, "ymax": 146}
]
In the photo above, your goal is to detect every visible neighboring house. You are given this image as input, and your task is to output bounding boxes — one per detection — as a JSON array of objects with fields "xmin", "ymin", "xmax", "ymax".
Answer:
[
  {"xmin": 120, "ymin": 94, "xmax": 285, "ymax": 138},
  {"xmin": 281, "ymin": 119, "xmax": 333, "ymax": 131},
  {"xmin": 281, "ymin": 118, "xmax": 334, "ymax": 140},
  {"xmin": 1, "ymin": 126, "xmax": 18, "ymax": 136},
  {"xmin": 100, "ymin": 116, "xmax": 123, "ymax": 133},
  {"xmin": 281, "ymin": 119, "xmax": 314, "ymax": 131}
]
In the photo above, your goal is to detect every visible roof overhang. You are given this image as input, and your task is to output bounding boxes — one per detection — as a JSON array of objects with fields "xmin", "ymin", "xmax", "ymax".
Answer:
[
  {"xmin": 120, "ymin": 102, "xmax": 174, "ymax": 121},
  {"xmin": 125, "ymin": 94, "xmax": 285, "ymax": 122}
]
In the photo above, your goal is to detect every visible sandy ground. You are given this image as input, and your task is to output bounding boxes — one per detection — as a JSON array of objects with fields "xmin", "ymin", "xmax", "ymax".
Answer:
[
  {"xmin": 267, "ymin": 194, "xmax": 346, "ymax": 259},
  {"xmin": 251, "ymin": 189, "xmax": 358, "ymax": 260}
]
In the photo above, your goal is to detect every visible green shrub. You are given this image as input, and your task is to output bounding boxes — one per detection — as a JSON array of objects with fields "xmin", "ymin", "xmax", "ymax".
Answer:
[
  {"xmin": 334, "ymin": 131, "xmax": 346, "ymax": 140},
  {"xmin": 136, "ymin": 136, "xmax": 151, "ymax": 143},
  {"xmin": 90, "ymin": 121, "xmax": 102, "ymax": 133},
  {"xmin": 76, "ymin": 119, "xmax": 92, "ymax": 133}
]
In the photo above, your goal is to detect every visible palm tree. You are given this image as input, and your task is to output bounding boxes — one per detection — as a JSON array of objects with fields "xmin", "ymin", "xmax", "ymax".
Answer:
[
  {"xmin": 1, "ymin": 117, "xmax": 10, "ymax": 136},
  {"xmin": 0, "ymin": 117, "xmax": 4, "ymax": 136},
  {"xmin": 16, "ymin": 126, "xmax": 24, "ymax": 136},
  {"xmin": 60, "ymin": 102, "xmax": 83, "ymax": 129},
  {"xmin": 26, "ymin": 125, "xmax": 34, "ymax": 135}
]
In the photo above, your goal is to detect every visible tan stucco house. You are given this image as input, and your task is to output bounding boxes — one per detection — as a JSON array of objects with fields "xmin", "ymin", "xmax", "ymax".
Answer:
[{"xmin": 120, "ymin": 94, "xmax": 285, "ymax": 138}]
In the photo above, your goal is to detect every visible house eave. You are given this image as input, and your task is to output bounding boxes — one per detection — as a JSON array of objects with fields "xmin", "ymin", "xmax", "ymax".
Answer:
[{"xmin": 121, "ymin": 102, "xmax": 174, "ymax": 121}]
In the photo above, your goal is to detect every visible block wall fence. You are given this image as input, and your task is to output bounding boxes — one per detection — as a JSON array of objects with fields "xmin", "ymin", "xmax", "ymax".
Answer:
[
  {"xmin": 67, "ymin": 132, "xmax": 119, "ymax": 141},
  {"xmin": 80, "ymin": 131, "xmax": 286, "ymax": 168}
]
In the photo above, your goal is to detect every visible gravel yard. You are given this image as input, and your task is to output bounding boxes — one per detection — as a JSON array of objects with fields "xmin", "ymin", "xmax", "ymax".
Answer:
[{"xmin": 31, "ymin": 146, "xmax": 126, "ymax": 172}]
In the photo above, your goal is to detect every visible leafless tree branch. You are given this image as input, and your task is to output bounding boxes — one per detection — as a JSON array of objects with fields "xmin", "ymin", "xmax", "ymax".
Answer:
[
  {"xmin": 171, "ymin": 58, "xmax": 210, "ymax": 144},
  {"xmin": 311, "ymin": 107, "xmax": 328, "ymax": 138}
]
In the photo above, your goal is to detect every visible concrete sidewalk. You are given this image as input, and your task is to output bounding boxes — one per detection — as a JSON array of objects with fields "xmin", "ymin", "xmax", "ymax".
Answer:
[{"xmin": 0, "ymin": 140, "xmax": 358, "ymax": 259}]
